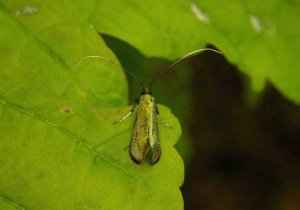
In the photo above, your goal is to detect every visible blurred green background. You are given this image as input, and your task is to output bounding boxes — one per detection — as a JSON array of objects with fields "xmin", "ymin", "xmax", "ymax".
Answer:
[{"xmin": 103, "ymin": 35, "xmax": 300, "ymax": 210}]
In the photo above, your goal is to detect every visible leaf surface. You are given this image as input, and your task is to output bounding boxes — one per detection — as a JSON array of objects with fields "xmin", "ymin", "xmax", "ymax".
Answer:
[{"xmin": 0, "ymin": 1, "xmax": 183, "ymax": 209}]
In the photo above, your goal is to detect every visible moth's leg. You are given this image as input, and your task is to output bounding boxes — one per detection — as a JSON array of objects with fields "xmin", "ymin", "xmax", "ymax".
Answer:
[
  {"xmin": 155, "ymin": 104, "xmax": 172, "ymax": 128},
  {"xmin": 124, "ymin": 144, "xmax": 130, "ymax": 151},
  {"xmin": 114, "ymin": 99, "xmax": 139, "ymax": 124},
  {"xmin": 155, "ymin": 104, "xmax": 160, "ymax": 115}
]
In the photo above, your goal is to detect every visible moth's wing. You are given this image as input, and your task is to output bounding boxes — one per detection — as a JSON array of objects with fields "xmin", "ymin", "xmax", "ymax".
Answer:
[
  {"xmin": 150, "ymin": 106, "xmax": 161, "ymax": 164},
  {"xmin": 130, "ymin": 106, "xmax": 150, "ymax": 164},
  {"xmin": 150, "ymin": 139, "xmax": 161, "ymax": 164}
]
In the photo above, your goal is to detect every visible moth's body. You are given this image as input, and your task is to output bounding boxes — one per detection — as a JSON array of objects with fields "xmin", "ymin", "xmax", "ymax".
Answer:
[{"xmin": 130, "ymin": 89, "xmax": 161, "ymax": 164}]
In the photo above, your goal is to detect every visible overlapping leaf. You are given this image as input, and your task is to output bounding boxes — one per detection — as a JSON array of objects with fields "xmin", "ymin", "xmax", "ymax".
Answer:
[{"xmin": 91, "ymin": 0, "xmax": 300, "ymax": 103}]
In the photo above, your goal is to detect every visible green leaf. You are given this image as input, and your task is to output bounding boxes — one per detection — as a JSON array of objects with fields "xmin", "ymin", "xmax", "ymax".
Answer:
[
  {"xmin": 91, "ymin": 0, "xmax": 300, "ymax": 104},
  {"xmin": 0, "ymin": 1, "xmax": 183, "ymax": 210}
]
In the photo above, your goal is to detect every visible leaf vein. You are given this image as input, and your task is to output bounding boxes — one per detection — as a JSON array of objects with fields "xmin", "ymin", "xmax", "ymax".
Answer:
[{"xmin": 0, "ymin": 98, "xmax": 145, "ymax": 185}]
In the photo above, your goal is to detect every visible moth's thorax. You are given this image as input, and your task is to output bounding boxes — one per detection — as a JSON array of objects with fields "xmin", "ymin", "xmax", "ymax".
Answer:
[{"xmin": 140, "ymin": 94, "xmax": 155, "ymax": 105}]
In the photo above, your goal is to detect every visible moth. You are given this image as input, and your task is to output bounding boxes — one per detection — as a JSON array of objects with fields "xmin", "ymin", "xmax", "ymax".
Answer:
[
  {"xmin": 115, "ymin": 87, "xmax": 162, "ymax": 164},
  {"xmin": 78, "ymin": 48, "xmax": 222, "ymax": 165}
]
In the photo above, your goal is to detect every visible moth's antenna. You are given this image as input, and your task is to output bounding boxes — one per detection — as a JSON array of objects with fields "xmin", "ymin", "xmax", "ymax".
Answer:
[
  {"xmin": 77, "ymin": 55, "xmax": 145, "ymax": 89},
  {"xmin": 149, "ymin": 48, "xmax": 222, "ymax": 87}
]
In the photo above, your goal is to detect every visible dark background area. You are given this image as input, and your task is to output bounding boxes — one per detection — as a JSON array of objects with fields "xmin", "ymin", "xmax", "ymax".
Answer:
[{"xmin": 103, "ymin": 35, "xmax": 300, "ymax": 210}]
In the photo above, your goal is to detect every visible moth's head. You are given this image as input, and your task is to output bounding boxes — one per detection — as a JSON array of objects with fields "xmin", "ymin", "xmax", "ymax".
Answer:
[{"xmin": 142, "ymin": 88, "xmax": 152, "ymax": 95}]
